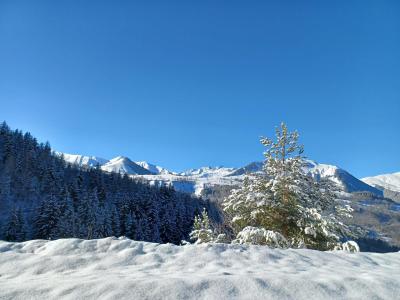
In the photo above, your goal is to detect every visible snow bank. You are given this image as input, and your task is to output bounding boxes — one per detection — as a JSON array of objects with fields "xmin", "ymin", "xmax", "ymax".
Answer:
[{"xmin": 0, "ymin": 237, "xmax": 399, "ymax": 300}]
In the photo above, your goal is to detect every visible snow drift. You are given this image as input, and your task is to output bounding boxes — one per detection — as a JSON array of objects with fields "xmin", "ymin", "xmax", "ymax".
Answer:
[{"xmin": 0, "ymin": 237, "xmax": 399, "ymax": 300}]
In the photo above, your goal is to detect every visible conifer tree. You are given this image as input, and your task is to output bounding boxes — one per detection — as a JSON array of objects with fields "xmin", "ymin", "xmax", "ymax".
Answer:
[
  {"xmin": 124, "ymin": 212, "xmax": 137, "ymax": 239},
  {"xmin": 4, "ymin": 207, "xmax": 25, "ymax": 242},
  {"xmin": 110, "ymin": 205, "xmax": 121, "ymax": 237},
  {"xmin": 86, "ymin": 188, "xmax": 99, "ymax": 239},
  {"xmin": 223, "ymin": 123, "xmax": 355, "ymax": 250},
  {"xmin": 34, "ymin": 194, "xmax": 61, "ymax": 239},
  {"xmin": 57, "ymin": 188, "xmax": 77, "ymax": 238},
  {"xmin": 190, "ymin": 209, "xmax": 215, "ymax": 244}
]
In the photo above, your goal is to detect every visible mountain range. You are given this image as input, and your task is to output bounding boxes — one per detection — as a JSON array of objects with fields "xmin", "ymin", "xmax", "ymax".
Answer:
[{"xmin": 58, "ymin": 152, "xmax": 398, "ymax": 198}]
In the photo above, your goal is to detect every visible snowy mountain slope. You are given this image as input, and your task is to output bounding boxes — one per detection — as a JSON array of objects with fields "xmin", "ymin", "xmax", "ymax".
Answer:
[
  {"xmin": 228, "ymin": 161, "xmax": 263, "ymax": 176},
  {"xmin": 362, "ymin": 172, "xmax": 400, "ymax": 193},
  {"xmin": 226, "ymin": 160, "xmax": 382, "ymax": 196},
  {"xmin": 139, "ymin": 173, "xmax": 244, "ymax": 196},
  {"xmin": 59, "ymin": 152, "xmax": 172, "ymax": 175},
  {"xmin": 1, "ymin": 237, "xmax": 399, "ymax": 300},
  {"xmin": 179, "ymin": 166, "xmax": 237, "ymax": 177},
  {"xmin": 101, "ymin": 156, "xmax": 153, "ymax": 175},
  {"xmin": 135, "ymin": 161, "xmax": 174, "ymax": 175},
  {"xmin": 304, "ymin": 160, "xmax": 383, "ymax": 195},
  {"xmin": 55, "ymin": 152, "xmax": 108, "ymax": 167},
  {"xmin": 60, "ymin": 152, "xmax": 167, "ymax": 176}
]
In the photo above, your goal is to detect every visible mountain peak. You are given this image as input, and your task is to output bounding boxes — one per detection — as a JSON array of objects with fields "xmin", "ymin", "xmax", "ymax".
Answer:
[
  {"xmin": 109, "ymin": 156, "xmax": 129, "ymax": 162},
  {"xmin": 102, "ymin": 157, "xmax": 153, "ymax": 175}
]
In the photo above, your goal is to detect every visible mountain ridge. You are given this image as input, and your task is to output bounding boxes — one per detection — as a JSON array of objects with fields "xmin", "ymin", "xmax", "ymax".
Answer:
[
  {"xmin": 58, "ymin": 152, "xmax": 386, "ymax": 197},
  {"xmin": 362, "ymin": 172, "xmax": 400, "ymax": 193}
]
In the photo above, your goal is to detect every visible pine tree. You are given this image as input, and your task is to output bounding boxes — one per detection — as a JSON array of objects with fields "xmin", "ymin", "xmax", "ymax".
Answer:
[
  {"xmin": 189, "ymin": 208, "xmax": 215, "ymax": 244},
  {"xmin": 57, "ymin": 188, "xmax": 77, "ymax": 238},
  {"xmin": 223, "ymin": 123, "xmax": 355, "ymax": 250},
  {"xmin": 34, "ymin": 194, "xmax": 60, "ymax": 239},
  {"xmin": 96, "ymin": 203, "xmax": 112, "ymax": 238},
  {"xmin": 110, "ymin": 205, "xmax": 121, "ymax": 237},
  {"xmin": 0, "ymin": 172, "xmax": 11, "ymax": 207},
  {"xmin": 4, "ymin": 207, "xmax": 26, "ymax": 242},
  {"xmin": 86, "ymin": 188, "xmax": 99, "ymax": 239},
  {"xmin": 124, "ymin": 212, "xmax": 136, "ymax": 239}
]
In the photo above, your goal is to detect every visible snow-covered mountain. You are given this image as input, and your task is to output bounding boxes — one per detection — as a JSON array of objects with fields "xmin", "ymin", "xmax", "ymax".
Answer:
[
  {"xmin": 227, "ymin": 160, "xmax": 381, "ymax": 195},
  {"xmin": 57, "ymin": 151, "xmax": 383, "ymax": 197},
  {"xmin": 56, "ymin": 152, "xmax": 108, "ymax": 168},
  {"xmin": 233, "ymin": 160, "xmax": 382, "ymax": 195},
  {"xmin": 100, "ymin": 156, "xmax": 153, "ymax": 175},
  {"xmin": 362, "ymin": 172, "xmax": 400, "ymax": 193},
  {"xmin": 59, "ymin": 153, "xmax": 166, "ymax": 176},
  {"xmin": 304, "ymin": 160, "xmax": 382, "ymax": 195},
  {"xmin": 227, "ymin": 162, "xmax": 263, "ymax": 176},
  {"xmin": 135, "ymin": 161, "xmax": 174, "ymax": 175},
  {"xmin": 179, "ymin": 166, "xmax": 236, "ymax": 178}
]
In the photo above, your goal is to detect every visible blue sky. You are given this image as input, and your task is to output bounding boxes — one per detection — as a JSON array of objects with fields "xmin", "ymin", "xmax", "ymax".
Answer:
[{"xmin": 0, "ymin": 1, "xmax": 399, "ymax": 177}]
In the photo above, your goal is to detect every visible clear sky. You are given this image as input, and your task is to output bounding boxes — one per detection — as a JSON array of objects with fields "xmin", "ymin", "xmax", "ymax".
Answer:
[{"xmin": 0, "ymin": 1, "xmax": 399, "ymax": 177}]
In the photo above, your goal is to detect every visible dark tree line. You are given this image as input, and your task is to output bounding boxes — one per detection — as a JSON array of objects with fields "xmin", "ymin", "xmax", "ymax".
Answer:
[{"xmin": 0, "ymin": 122, "xmax": 209, "ymax": 243}]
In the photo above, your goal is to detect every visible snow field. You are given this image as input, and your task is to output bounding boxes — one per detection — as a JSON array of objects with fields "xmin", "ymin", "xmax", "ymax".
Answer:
[{"xmin": 0, "ymin": 237, "xmax": 399, "ymax": 299}]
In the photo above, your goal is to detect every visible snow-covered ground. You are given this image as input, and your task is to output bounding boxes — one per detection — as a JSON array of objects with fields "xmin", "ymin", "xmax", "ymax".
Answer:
[
  {"xmin": 0, "ymin": 237, "xmax": 399, "ymax": 300},
  {"xmin": 139, "ymin": 173, "xmax": 245, "ymax": 196}
]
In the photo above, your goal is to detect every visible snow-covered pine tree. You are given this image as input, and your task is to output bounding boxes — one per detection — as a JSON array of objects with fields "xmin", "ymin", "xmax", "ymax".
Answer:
[
  {"xmin": 189, "ymin": 208, "xmax": 215, "ymax": 244},
  {"xmin": 124, "ymin": 212, "xmax": 136, "ymax": 240},
  {"xmin": 56, "ymin": 187, "xmax": 77, "ymax": 238},
  {"xmin": 110, "ymin": 205, "xmax": 121, "ymax": 237},
  {"xmin": 223, "ymin": 123, "xmax": 355, "ymax": 250},
  {"xmin": 34, "ymin": 194, "xmax": 61, "ymax": 239},
  {"xmin": 4, "ymin": 207, "xmax": 26, "ymax": 242},
  {"xmin": 86, "ymin": 188, "xmax": 99, "ymax": 239},
  {"xmin": 96, "ymin": 202, "xmax": 112, "ymax": 238},
  {"xmin": 0, "ymin": 172, "xmax": 11, "ymax": 207}
]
